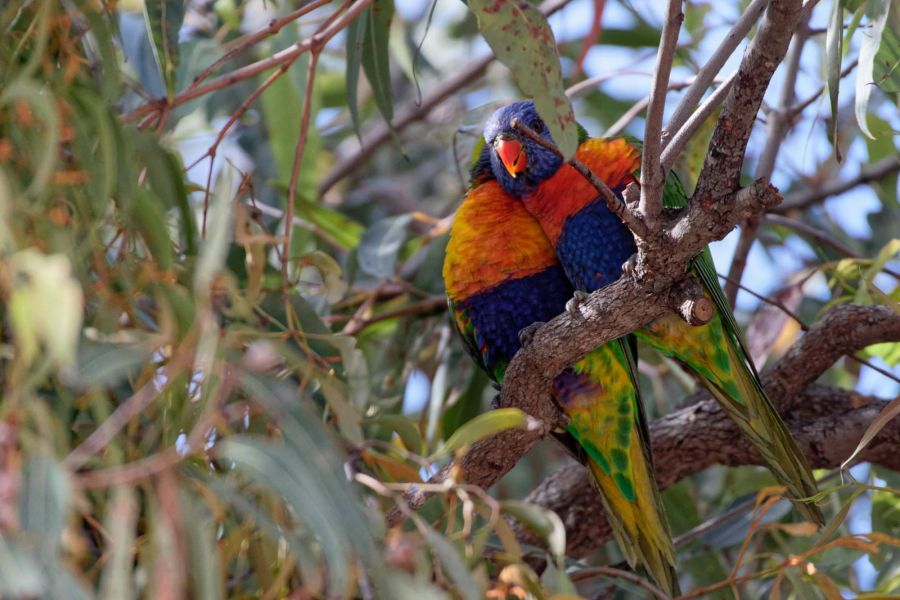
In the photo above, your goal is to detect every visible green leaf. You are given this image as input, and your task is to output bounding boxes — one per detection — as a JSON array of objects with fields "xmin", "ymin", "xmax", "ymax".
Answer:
[
  {"xmin": 366, "ymin": 414, "xmax": 424, "ymax": 454},
  {"xmin": 865, "ymin": 341, "xmax": 900, "ymax": 367},
  {"xmin": 143, "ymin": 0, "xmax": 185, "ymax": 97},
  {"xmin": 181, "ymin": 490, "xmax": 224, "ymax": 600},
  {"xmin": 432, "ymin": 408, "xmax": 531, "ymax": 458},
  {"xmin": 842, "ymin": 395, "xmax": 900, "ymax": 469},
  {"xmin": 357, "ymin": 215, "xmax": 412, "ymax": 278},
  {"xmin": 874, "ymin": 1, "xmax": 900, "ymax": 92},
  {"xmin": 133, "ymin": 190, "xmax": 175, "ymax": 271},
  {"xmin": 19, "ymin": 455, "xmax": 70, "ymax": 554},
  {"xmin": 361, "ymin": 0, "xmax": 395, "ymax": 127},
  {"xmin": 855, "ymin": 0, "xmax": 890, "ymax": 139},
  {"xmin": 423, "ymin": 527, "xmax": 484, "ymax": 600},
  {"xmin": 346, "ymin": 7, "xmax": 369, "ymax": 138},
  {"xmin": 468, "ymin": 0, "xmax": 577, "ymax": 159},
  {"xmin": 73, "ymin": 340, "xmax": 154, "ymax": 388},
  {"xmin": 260, "ymin": 33, "xmax": 321, "ymax": 201},
  {"xmin": 500, "ymin": 500, "xmax": 567, "ymax": 562},
  {"xmin": 826, "ymin": 0, "xmax": 844, "ymax": 160}
]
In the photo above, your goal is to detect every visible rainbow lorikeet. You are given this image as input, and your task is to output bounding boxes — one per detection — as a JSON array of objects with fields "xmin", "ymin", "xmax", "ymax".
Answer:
[
  {"xmin": 443, "ymin": 149, "xmax": 679, "ymax": 594},
  {"xmin": 483, "ymin": 100, "xmax": 824, "ymax": 526}
]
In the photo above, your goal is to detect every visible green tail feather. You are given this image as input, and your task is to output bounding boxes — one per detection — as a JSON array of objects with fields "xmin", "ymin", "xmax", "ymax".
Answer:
[
  {"xmin": 562, "ymin": 341, "xmax": 680, "ymax": 596},
  {"xmin": 653, "ymin": 170, "xmax": 824, "ymax": 525},
  {"xmin": 638, "ymin": 302, "xmax": 824, "ymax": 526}
]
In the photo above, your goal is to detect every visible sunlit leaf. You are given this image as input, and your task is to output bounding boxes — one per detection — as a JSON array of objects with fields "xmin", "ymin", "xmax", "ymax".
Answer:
[
  {"xmin": 501, "ymin": 500, "xmax": 566, "ymax": 562},
  {"xmin": 855, "ymin": 0, "xmax": 890, "ymax": 139},
  {"xmin": 432, "ymin": 408, "xmax": 531, "ymax": 458}
]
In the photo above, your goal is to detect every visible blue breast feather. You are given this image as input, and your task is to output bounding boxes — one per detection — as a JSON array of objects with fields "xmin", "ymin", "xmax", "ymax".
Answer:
[
  {"xmin": 555, "ymin": 187, "xmax": 637, "ymax": 292},
  {"xmin": 457, "ymin": 266, "xmax": 574, "ymax": 371}
]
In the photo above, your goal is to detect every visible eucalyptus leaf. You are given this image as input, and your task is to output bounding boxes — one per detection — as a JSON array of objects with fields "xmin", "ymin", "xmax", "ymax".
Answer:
[{"xmin": 468, "ymin": 0, "xmax": 577, "ymax": 159}]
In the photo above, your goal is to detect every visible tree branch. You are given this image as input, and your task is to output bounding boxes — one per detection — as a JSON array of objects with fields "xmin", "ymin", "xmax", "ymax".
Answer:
[
  {"xmin": 773, "ymin": 155, "xmax": 900, "ymax": 213},
  {"xmin": 692, "ymin": 0, "xmax": 804, "ymax": 203},
  {"xmin": 517, "ymin": 303, "xmax": 900, "ymax": 556},
  {"xmin": 639, "ymin": 0, "xmax": 683, "ymax": 228}
]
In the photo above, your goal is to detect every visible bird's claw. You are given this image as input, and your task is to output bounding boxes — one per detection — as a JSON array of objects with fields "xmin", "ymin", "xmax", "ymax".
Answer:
[
  {"xmin": 489, "ymin": 392, "xmax": 501, "ymax": 410},
  {"xmin": 518, "ymin": 322, "xmax": 545, "ymax": 348},
  {"xmin": 565, "ymin": 290, "xmax": 590, "ymax": 317},
  {"xmin": 621, "ymin": 254, "xmax": 638, "ymax": 278}
]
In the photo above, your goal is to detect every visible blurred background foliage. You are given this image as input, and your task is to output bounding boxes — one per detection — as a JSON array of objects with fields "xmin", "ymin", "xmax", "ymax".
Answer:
[{"xmin": 0, "ymin": 0, "xmax": 898, "ymax": 597}]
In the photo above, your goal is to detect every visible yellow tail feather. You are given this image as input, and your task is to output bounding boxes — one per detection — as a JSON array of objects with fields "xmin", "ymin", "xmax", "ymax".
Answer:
[{"xmin": 584, "ymin": 433, "xmax": 680, "ymax": 596}]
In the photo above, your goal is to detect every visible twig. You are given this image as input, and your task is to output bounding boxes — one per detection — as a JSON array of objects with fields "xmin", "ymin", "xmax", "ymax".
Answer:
[
  {"xmin": 664, "ymin": 0, "xmax": 769, "ymax": 138},
  {"xmin": 188, "ymin": 0, "xmax": 333, "ymax": 89},
  {"xmin": 569, "ymin": 566, "xmax": 671, "ymax": 600},
  {"xmin": 692, "ymin": 0, "xmax": 805, "ymax": 203},
  {"xmin": 510, "ymin": 119, "xmax": 649, "ymax": 238},
  {"xmin": 125, "ymin": 0, "xmax": 373, "ymax": 124},
  {"xmin": 774, "ymin": 155, "xmax": 900, "ymax": 212},
  {"xmin": 283, "ymin": 49, "xmax": 321, "ymax": 290},
  {"xmin": 659, "ymin": 70, "xmax": 737, "ymax": 173},
  {"xmin": 639, "ymin": 0, "xmax": 683, "ymax": 228},
  {"xmin": 763, "ymin": 213, "xmax": 900, "ymax": 280}
]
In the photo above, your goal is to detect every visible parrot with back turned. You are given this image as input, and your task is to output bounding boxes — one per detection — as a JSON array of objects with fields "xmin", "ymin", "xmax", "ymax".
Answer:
[
  {"xmin": 443, "ymin": 140, "xmax": 679, "ymax": 594},
  {"xmin": 482, "ymin": 100, "xmax": 824, "ymax": 526}
]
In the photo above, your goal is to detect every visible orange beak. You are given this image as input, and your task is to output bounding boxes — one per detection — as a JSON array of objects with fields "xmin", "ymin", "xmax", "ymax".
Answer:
[{"xmin": 495, "ymin": 137, "xmax": 527, "ymax": 178}]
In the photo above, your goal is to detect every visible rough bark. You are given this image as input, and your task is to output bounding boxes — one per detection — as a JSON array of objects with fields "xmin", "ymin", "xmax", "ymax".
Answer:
[{"xmin": 517, "ymin": 304, "xmax": 900, "ymax": 556}]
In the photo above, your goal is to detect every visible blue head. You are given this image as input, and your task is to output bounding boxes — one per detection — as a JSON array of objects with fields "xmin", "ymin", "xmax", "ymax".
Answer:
[{"xmin": 483, "ymin": 101, "xmax": 564, "ymax": 198}]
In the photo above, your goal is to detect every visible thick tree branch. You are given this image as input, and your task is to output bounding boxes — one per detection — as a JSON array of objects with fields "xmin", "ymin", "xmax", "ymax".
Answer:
[
  {"xmin": 516, "ymin": 304, "xmax": 900, "ymax": 556},
  {"xmin": 520, "ymin": 390, "xmax": 900, "ymax": 556},
  {"xmin": 692, "ymin": 0, "xmax": 804, "ymax": 203}
]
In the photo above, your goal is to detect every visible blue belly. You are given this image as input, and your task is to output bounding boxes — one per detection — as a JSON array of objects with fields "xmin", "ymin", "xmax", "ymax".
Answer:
[
  {"xmin": 556, "ymin": 199, "xmax": 636, "ymax": 292},
  {"xmin": 459, "ymin": 266, "xmax": 574, "ymax": 369}
]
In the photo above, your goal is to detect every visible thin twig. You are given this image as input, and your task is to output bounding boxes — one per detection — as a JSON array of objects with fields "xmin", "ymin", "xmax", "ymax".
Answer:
[
  {"xmin": 774, "ymin": 155, "xmax": 900, "ymax": 212},
  {"xmin": 188, "ymin": 0, "xmax": 333, "ymax": 89},
  {"xmin": 125, "ymin": 0, "xmax": 373, "ymax": 124},
  {"xmin": 283, "ymin": 50, "xmax": 322, "ymax": 288},
  {"xmin": 639, "ymin": 0, "xmax": 683, "ymax": 228},
  {"xmin": 664, "ymin": 0, "xmax": 769, "ymax": 138},
  {"xmin": 763, "ymin": 213, "xmax": 900, "ymax": 280},
  {"xmin": 660, "ymin": 70, "xmax": 737, "ymax": 173},
  {"xmin": 510, "ymin": 119, "xmax": 649, "ymax": 238},
  {"xmin": 569, "ymin": 566, "xmax": 671, "ymax": 600}
]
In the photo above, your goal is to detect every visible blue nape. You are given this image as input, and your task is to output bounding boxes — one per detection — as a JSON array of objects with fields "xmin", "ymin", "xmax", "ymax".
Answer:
[
  {"xmin": 459, "ymin": 266, "xmax": 573, "ymax": 369},
  {"xmin": 556, "ymin": 194, "xmax": 637, "ymax": 292}
]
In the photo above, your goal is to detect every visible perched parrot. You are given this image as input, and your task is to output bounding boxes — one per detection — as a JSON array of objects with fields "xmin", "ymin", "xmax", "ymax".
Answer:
[
  {"xmin": 442, "ymin": 147, "xmax": 679, "ymax": 595},
  {"xmin": 482, "ymin": 100, "xmax": 824, "ymax": 526}
]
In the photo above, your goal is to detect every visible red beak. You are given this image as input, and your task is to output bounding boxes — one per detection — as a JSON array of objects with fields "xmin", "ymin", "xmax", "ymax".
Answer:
[{"xmin": 495, "ymin": 137, "xmax": 527, "ymax": 178}]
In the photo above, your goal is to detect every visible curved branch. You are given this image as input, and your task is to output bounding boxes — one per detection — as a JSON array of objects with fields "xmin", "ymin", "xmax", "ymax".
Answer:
[{"xmin": 518, "ymin": 304, "xmax": 900, "ymax": 556}]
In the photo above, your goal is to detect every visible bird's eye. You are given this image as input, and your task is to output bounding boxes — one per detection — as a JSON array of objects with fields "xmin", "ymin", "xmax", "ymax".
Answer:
[{"xmin": 531, "ymin": 117, "xmax": 545, "ymax": 132}]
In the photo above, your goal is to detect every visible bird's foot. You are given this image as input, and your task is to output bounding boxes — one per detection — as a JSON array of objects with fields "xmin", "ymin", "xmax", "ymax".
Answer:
[
  {"xmin": 565, "ymin": 290, "xmax": 590, "ymax": 317},
  {"xmin": 518, "ymin": 321, "xmax": 545, "ymax": 348},
  {"xmin": 621, "ymin": 253, "xmax": 638, "ymax": 278},
  {"xmin": 489, "ymin": 392, "xmax": 501, "ymax": 410}
]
